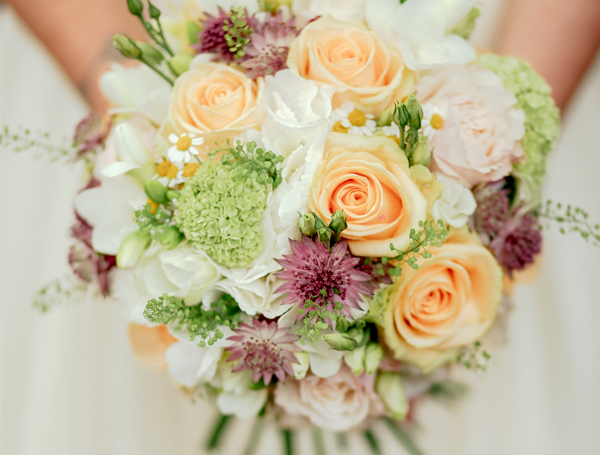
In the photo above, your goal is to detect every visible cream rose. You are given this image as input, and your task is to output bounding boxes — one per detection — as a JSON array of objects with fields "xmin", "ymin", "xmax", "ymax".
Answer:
[
  {"xmin": 309, "ymin": 133, "xmax": 428, "ymax": 257},
  {"xmin": 287, "ymin": 16, "xmax": 414, "ymax": 112},
  {"xmin": 274, "ymin": 367, "xmax": 382, "ymax": 431},
  {"xmin": 374, "ymin": 229, "xmax": 503, "ymax": 372},
  {"xmin": 167, "ymin": 61, "xmax": 265, "ymax": 140}
]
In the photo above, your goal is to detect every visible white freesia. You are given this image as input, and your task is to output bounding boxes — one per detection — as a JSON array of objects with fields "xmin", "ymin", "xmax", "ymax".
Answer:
[
  {"xmin": 213, "ymin": 364, "xmax": 268, "ymax": 418},
  {"xmin": 262, "ymin": 70, "xmax": 333, "ymax": 155},
  {"xmin": 366, "ymin": 0, "xmax": 476, "ymax": 70},
  {"xmin": 101, "ymin": 123, "xmax": 156, "ymax": 181},
  {"xmin": 74, "ymin": 177, "xmax": 146, "ymax": 255},
  {"xmin": 165, "ymin": 327, "xmax": 232, "ymax": 387},
  {"xmin": 431, "ymin": 173, "xmax": 477, "ymax": 228},
  {"xmin": 292, "ymin": 0, "xmax": 366, "ymax": 28},
  {"xmin": 100, "ymin": 63, "xmax": 170, "ymax": 125}
]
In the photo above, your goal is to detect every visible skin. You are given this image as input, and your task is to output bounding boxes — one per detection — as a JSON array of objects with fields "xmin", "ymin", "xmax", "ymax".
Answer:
[{"xmin": 497, "ymin": 0, "xmax": 600, "ymax": 110}]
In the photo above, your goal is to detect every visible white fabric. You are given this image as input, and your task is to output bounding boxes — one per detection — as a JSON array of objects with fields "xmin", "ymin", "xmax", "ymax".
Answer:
[{"xmin": 1, "ymin": 3, "xmax": 599, "ymax": 455}]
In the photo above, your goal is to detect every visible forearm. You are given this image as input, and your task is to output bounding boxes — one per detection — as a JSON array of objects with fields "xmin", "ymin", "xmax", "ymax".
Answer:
[
  {"xmin": 497, "ymin": 0, "xmax": 600, "ymax": 110},
  {"xmin": 7, "ymin": 0, "xmax": 146, "ymax": 111}
]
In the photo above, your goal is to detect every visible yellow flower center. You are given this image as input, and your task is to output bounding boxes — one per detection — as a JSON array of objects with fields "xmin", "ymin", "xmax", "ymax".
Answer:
[
  {"xmin": 176, "ymin": 135, "xmax": 192, "ymax": 151},
  {"xmin": 156, "ymin": 159, "xmax": 178, "ymax": 179},
  {"xmin": 147, "ymin": 198, "xmax": 159, "ymax": 214},
  {"xmin": 348, "ymin": 109, "xmax": 367, "ymax": 127},
  {"xmin": 183, "ymin": 162, "xmax": 200, "ymax": 178},
  {"xmin": 430, "ymin": 113, "xmax": 444, "ymax": 130},
  {"xmin": 166, "ymin": 166, "xmax": 179, "ymax": 180},
  {"xmin": 333, "ymin": 121, "xmax": 349, "ymax": 134}
]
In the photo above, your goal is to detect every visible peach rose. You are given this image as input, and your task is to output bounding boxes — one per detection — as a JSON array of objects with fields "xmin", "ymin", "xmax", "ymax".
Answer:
[
  {"xmin": 374, "ymin": 229, "xmax": 503, "ymax": 372},
  {"xmin": 287, "ymin": 16, "xmax": 414, "ymax": 112},
  {"xmin": 128, "ymin": 323, "xmax": 177, "ymax": 370},
  {"xmin": 167, "ymin": 61, "xmax": 265, "ymax": 140},
  {"xmin": 309, "ymin": 133, "xmax": 428, "ymax": 257}
]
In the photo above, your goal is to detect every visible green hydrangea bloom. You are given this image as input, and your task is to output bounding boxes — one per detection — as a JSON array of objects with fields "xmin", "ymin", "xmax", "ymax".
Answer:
[
  {"xmin": 175, "ymin": 162, "xmax": 268, "ymax": 268},
  {"xmin": 476, "ymin": 54, "xmax": 560, "ymax": 185}
]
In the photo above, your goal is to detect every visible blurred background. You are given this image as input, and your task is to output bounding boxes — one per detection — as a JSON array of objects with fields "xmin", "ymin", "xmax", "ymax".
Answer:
[{"xmin": 1, "ymin": 1, "xmax": 599, "ymax": 454}]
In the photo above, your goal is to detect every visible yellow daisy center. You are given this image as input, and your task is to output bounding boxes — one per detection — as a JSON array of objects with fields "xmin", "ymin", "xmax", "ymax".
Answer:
[
  {"xmin": 177, "ymin": 135, "xmax": 192, "ymax": 151},
  {"xmin": 333, "ymin": 121, "xmax": 349, "ymax": 134},
  {"xmin": 430, "ymin": 113, "xmax": 444, "ymax": 130},
  {"xmin": 183, "ymin": 162, "xmax": 200, "ymax": 178},
  {"xmin": 348, "ymin": 109, "xmax": 367, "ymax": 127},
  {"xmin": 156, "ymin": 159, "xmax": 178, "ymax": 179},
  {"xmin": 146, "ymin": 198, "xmax": 159, "ymax": 214}
]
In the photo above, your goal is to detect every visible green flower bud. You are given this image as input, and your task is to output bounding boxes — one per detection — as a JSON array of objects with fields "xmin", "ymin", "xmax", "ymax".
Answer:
[
  {"xmin": 406, "ymin": 94, "xmax": 423, "ymax": 130},
  {"xmin": 364, "ymin": 342, "xmax": 384, "ymax": 375},
  {"xmin": 375, "ymin": 373, "xmax": 408, "ymax": 421},
  {"xmin": 166, "ymin": 190, "xmax": 181, "ymax": 202},
  {"xmin": 299, "ymin": 213, "xmax": 317, "ymax": 236},
  {"xmin": 187, "ymin": 21, "xmax": 202, "ymax": 45},
  {"xmin": 117, "ymin": 229, "xmax": 152, "ymax": 268},
  {"xmin": 344, "ymin": 344, "xmax": 366, "ymax": 375},
  {"xmin": 377, "ymin": 107, "xmax": 393, "ymax": 127},
  {"xmin": 317, "ymin": 227, "xmax": 332, "ymax": 244},
  {"xmin": 393, "ymin": 102, "xmax": 409, "ymax": 129},
  {"xmin": 144, "ymin": 179, "xmax": 168, "ymax": 205},
  {"xmin": 113, "ymin": 34, "xmax": 141, "ymax": 59},
  {"xmin": 410, "ymin": 136, "xmax": 431, "ymax": 167},
  {"xmin": 322, "ymin": 333, "xmax": 357, "ymax": 351},
  {"xmin": 292, "ymin": 352, "xmax": 310, "ymax": 380},
  {"xmin": 167, "ymin": 54, "xmax": 193, "ymax": 77},
  {"xmin": 347, "ymin": 326, "xmax": 369, "ymax": 347},
  {"xmin": 335, "ymin": 315, "xmax": 350, "ymax": 333},
  {"xmin": 148, "ymin": 1, "xmax": 161, "ymax": 19},
  {"xmin": 160, "ymin": 226, "xmax": 183, "ymax": 250},
  {"xmin": 329, "ymin": 210, "xmax": 348, "ymax": 242},
  {"xmin": 127, "ymin": 0, "xmax": 143, "ymax": 17},
  {"xmin": 137, "ymin": 42, "xmax": 163, "ymax": 66}
]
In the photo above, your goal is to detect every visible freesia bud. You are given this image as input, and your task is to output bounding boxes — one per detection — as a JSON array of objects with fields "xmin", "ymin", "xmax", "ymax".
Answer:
[
  {"xmin": 299, "ymin": 213, "xmax": 317, "ymax": 236},
  {"xmin": 137, "ymin": 42, "xmax": 163, "ymax": 66},
  {"xmin": 127, "ymin": 0, "xmax": 143, "ymax": 17},
  {"xmin": 292, "ymin": 352, "xmax": 309, "ymax": 380},
  {"xmin": 160, "ymin": 226, "xmax": 183, "ymax": 250},
  {"xmin": 144, "ymin": 179, "xmax": 168, "ymax": 205},
  {"xmin": 406, "ymin": 94, "xmax": 423, "ymax": 130},
  {"xmin": 364, "ymin": 342, "xmax": 384, "ymax": 375},
  {"xmin": 410, "ymin": 136, "xmax": 431, "ymax": 167},
  {"xmin": 117, "ymin": 230, "xmax": 152, "ymax": 268},
  {"xmin": 344, "ymin": 344, "xmax": 366, "ymax": 375},
  {"xmin": 329, "ymin": 210, "xmax": 347, "ymax": 241},
  {"xmin": 167, "ymin": 54, "xmax": 193, "ymax": 76},
  {"xmin": 113, "ymin": 34, "xmax": 141, "ymax": 59},
  {"xmin": 375, "ymin": 372, "xmax": 408, "ymax": 421},
  {"xmin": 322, "ymin": 333, "xmax": 357, "ymax": 351}
]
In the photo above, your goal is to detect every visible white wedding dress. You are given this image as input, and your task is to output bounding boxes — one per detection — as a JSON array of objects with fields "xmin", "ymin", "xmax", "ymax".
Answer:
[{"xmin": 1, "ymin": 2, "xmax": 599, "ymax": 455}]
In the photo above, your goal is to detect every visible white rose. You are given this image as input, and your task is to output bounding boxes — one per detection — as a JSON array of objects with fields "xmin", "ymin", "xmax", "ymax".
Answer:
[
  {"xmin": 431, "ymin": 173, "xmax": 477, "ymax": 228},
  {"xmin": 213, "ymin": 274, "xmax": 287, "ymax": 318},
  {"xmin": 292, "ymin": 0, "xmax": 366, "ymax": 28},
  {"xmin": 366, "ymin": 0, "xmax": 476, "ymax": 71}
]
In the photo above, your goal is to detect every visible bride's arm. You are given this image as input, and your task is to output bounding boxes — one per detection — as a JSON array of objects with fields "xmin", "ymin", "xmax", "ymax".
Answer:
[
  {"xmin": 498, "ymin": 0, "xmax": 600, "ymax": 110},
  {"xmin": 5, "ymin": 0, "xmax": 145, "ymax": 111}
]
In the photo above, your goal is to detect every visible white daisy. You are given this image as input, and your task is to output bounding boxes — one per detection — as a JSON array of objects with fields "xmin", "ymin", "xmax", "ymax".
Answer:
[
  {"xmin": 421, "ymin": 103, "xmax": 445, "ymax": 141},
  {"xmin": 332, "ymin": 102, "xmax": 376, "ymax": 136},
  {"xmin": 167, "ymin": 133, "xmax": 204, "ymax": 163},
  {"xmin": 382, "ymin": 122, "xmax": 400, "ymax": 138},
  {"xmin": 154, "ymin": 158, "xmax": 184, "ymax": 189}
]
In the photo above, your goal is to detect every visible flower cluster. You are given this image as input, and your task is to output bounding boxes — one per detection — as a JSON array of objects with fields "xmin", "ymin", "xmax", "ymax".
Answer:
[{"xmin": 24, "ymin": 0, "xmax": 600, "ymax": 452}]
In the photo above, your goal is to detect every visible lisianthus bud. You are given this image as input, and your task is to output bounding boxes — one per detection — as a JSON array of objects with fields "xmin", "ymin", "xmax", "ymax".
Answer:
[
  {"xmin": 299, "ymin": 213, "xmax": 317, "ymax": 236},
  {"xmin": 364, "ymin": 342, "xmax": 384, "ymax": 375},
  {"xmin": 344, "ymin": 344, "xmax": 366, "ymax": 375},
  {"xmin": 137, "ymin": 43, "xmax": 163, "ymax": 66},
  {"xmin": 117, "ymin": 230, "xmax": 152, "ymax": 268},
  {"xmin": 160, "ymin": 226, "xmax": 183, "ymax": 250},
  {"xmin": 410, "ymin": 136, "xmax": 431, "ymax": 166},
  {"xmin": 168, "ymin": 54, "xmax": 193, "ymax": 76},
  {"xmin": 127, "ymin": 0, "xmax": 143, "ymax": 16},
  {"xmin": 377, "ymin": 107, "xmax": 393, "ymax": 127},
  {"xmin": 394, "ymin": 103, "xmax": 409, "ymax": 129},
  {"xmin": 292, "ymin": 352, "xmax": 309, "ymax": 380},
  {"xmin": 144, "ymin": 179, "xmax": 168, "ymax": 205},
  {"xmin": 317, "ymin": 227, "xmax": 332, "ymax": 243},
  {"xmin": 322, "ymin": 333, "xmax": 357, "ymax": 351},
  {"xmin": 329, "ymin": 210, "xmax": 348, "ymax": 242},
  {"xmin": 113, "ymin": 34, "xmax": 141, "ymax": 59},
  {"xmin": 148, "ymin": 1, "xmax": 161, "ymax": 19},
  {"xmin": 375, "ymin": 373, "xmax": 408, "ymax": 421},
  {"xmin": 406, "ymin": 94, "xmax": 423, "ymax": 130}
]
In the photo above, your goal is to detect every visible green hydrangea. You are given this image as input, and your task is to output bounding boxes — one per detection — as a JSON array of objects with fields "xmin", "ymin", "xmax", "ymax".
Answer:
[
  {"xmin": 476, "ymin": 54, "xmax": 560, "ymax": 185},
  {"xmin": 175, "ymin": 162, "xmax": 268, "ymax": 268}
]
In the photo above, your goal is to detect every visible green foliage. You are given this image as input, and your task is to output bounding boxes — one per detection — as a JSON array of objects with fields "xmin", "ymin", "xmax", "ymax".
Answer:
[
  {"xmin": 33, "ymin": 274, "xmax": 89, "ymax": 313},
  {"xmin": 1, "ymin": 125, "xmax": 72, "ymax": 162},
  {"xmin": 297, "ymin": 211, "xmax": 348, "ymax": 245},
  {"xmin": 392, "ymin": 95, "xmax": 432, "ymax": 166},
  {"xmin": 144, "ymin": 293, "xmax": 242, "ymax": 347},
  {"xmin": 223, "ymin": 7, "xmax": 254, "ymax": 59},
  {"xmin": 537, "ymin": 200, "xmax": 600, "ymax": 246},
  {"xmin": 457, "ymin": 341, "xmax": 491, "ymax": 372},
  {"xmin": 135, "ymin": 203, "xmax": 174, "ymax": 240},
  {"xmin": 213, "ymin": 140, "xmax": 284, "ymax": 189},
  {"xmin": 428, "ymin": 380, "xmax": 469, "ymax": 406},
  {"xmin": 451, "ymin": 7, "xmax": 481, "ymax": 39},
  {"xmin": 383, "ymin": 220, "xmax": 448, "ymax": 277},
  {"xmin": 295, "ymin": 295, "xmax": 344, "ymax": 344}
]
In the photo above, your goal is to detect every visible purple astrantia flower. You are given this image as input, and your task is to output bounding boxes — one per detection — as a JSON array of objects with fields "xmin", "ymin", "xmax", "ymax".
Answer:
[
  {"xmin": 73, "ymin": 112, "xmax": 111, "ymax": 160},
  {"xmin": 490, "ymin": 212, "xmax": 542, "ymax": 276},
  {"xmin": 241, "ymin": 11, "xmax": 298, "ymax": 78},
  {"xmin": 473, "ymin": 181, "xmax": 511, "ymax": 244},
  {"xmin": 274, "ymin": 237, "xmax": 373, "ymax": 320},
  {"xmin": 226, "ymin": 319, "xmax": 301, "ymax": 385}
]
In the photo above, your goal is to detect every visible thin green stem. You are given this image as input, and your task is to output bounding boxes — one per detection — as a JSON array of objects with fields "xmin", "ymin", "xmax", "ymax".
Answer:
[
  {"xmin": 363, "ymin": 429, "xmax": 382, "ymax": 455},
  {"xmin": 382, "ymin": 417, "xmax": 425, "ymax": 455},
  {"xmin": 156, "ymin": 20, "xmax": 175, "ymax": 56},
  {"xmin": 336, "ymin": 432, "xmax": 348, "ymax": 449},
  {"xmin": 206, "ymin": 414, "xmax": 232, "ymax": 451},
  {"xmin": 243, "ymin": 418, "xmax": 264, "ymax": 455},
  {"xmin": 281, "ymin": 429, "xmax": 295, "ymax": 455},
  {"xmin": 139, "ymin": 57, "xmax": 174, "ymax": 85},
  {"xmin": 313, "ymin": 429, "xmax": 326, "ymax": 455}
]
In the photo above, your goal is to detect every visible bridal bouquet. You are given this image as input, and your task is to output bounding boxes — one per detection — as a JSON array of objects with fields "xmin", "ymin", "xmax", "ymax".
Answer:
[{"xmin": 6, "ymin": 0, "xmax": 600, "ymax": 453}]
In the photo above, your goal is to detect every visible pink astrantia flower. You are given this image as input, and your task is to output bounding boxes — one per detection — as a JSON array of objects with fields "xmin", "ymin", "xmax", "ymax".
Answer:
[
  {"xmin": 274, "ymin": 237, "xmax": 372, "ymax": 320},
  {"xmin": 226, "ymin": 320, "xmax": 301, "ymax": 385},
  {"xmin": 241, "ymin": 11, "xmax": 298, "ymax": 78}
]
